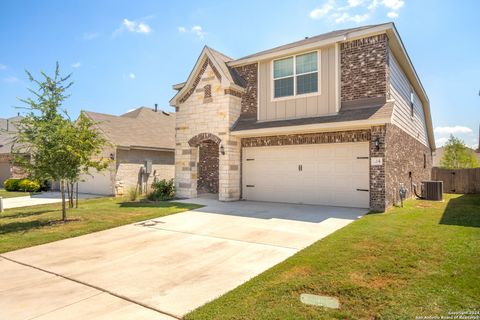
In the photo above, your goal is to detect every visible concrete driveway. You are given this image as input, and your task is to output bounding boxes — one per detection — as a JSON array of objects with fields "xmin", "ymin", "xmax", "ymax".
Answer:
[
  {"xmin": 0, "ymin": 198, "xmax": 367, "ymax": 319},
  {"xmin": 2, "ymin": 192, "xmax": 100, "ymax": 209}
]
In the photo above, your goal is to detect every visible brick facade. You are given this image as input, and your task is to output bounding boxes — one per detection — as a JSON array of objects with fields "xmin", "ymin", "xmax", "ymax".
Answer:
[
  {"xmin": 240, "ymin": 124, "xmax": 431, "ymax": 212},
  {"xmin": 241, "ymin": 130, "xmax": 371, "ymax": 147},
  {"xmin": 370, "ymin": 125, "xmax": 387, "ymax": 211},
  {"xmin": 232, "ymin": 63, "xmax": 258, "ymax": 117},
  {"xmin": 197, "ymin": 140, "xmax": 219, "ymax": 193},
  {"xmin": 384, "ymin": 123, "xmax": 432, "ymax": 208},
  {"xmin": 341, "ymin": 34, "xmax": 388, "ymax": 103}
]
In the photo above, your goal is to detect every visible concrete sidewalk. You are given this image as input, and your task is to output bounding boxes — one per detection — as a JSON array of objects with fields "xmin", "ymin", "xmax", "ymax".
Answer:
[{"xmin": 2, "ymin": 192, "xmax": 101, "ymax": 209}]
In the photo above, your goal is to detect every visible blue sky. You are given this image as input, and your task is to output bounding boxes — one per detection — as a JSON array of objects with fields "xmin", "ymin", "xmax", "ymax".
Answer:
[{"xmin": 0, "ymin": 0, "xmax": 479, "ymax": 148}]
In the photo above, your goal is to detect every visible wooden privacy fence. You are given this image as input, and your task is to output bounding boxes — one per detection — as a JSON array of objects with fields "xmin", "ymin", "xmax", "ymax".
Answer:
[{"xmin": 431, "ymin": 167, "xmax": 480, "ymax": 194}]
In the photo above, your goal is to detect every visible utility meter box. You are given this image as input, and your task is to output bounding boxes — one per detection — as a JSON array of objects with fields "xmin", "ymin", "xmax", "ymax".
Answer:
[{"xmin": 144, "ymin": 160, "xmax": 152, "ymax": 174}]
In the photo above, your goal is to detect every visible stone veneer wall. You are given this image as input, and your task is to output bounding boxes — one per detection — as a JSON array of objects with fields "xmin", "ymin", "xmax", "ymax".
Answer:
[
  {"xmin": 341, "ymin": 34, "xmax": 389, "ymax": 103},
  {"xmin": 197, "ymin": 140, "xmax": 219, "ymax": 193},
  {"xmin": 232, "ymin": 63, "xmax": 258, "ymax": 117},
  {"xmin": 175, "ymin": 62, "xmax": 242, "ymax": 201},
  {"xmin": 115, "ymin": 149, "xmax": 174, "ymax": 195},
  {"xmin": 384, "ymin": 123, "xmax": 432, "ymax": 208}
]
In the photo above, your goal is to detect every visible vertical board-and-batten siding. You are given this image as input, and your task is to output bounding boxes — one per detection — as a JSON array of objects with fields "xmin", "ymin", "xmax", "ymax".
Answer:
[
  {"xmin": 258, "ymin": 45, "xmax": 337, "ymax": 121},
  {"xmin": 389, "ymin": 50, "xmax": 429, "ymax": 147}
]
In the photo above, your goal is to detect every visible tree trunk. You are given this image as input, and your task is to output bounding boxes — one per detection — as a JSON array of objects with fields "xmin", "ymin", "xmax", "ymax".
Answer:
[
  {"xmin": 75, "ymin": 182, "xmax": 79, "ymax": 208},
  {"xmin": 70, "ymin": 181, "xmax": 74, "ymax": 208},
  {"xmin": 60, "ymin": 180, "xmax": 67, "ymax": 221},
  {"xmin": 66, "ymin": 182, "xmax": 71, "ymax": 208}
]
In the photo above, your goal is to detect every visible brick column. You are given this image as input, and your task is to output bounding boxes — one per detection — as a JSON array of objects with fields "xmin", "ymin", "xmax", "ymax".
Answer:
[{"xmin": 370, "ymin": 125, "xmax": 386, "ymax": 211}]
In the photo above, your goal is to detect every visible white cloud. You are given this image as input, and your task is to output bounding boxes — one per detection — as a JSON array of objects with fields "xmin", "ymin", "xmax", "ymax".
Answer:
[
  {"xmin": 83, "ymin": 32, "xmax": 100, "ymax": 40},
  {"xmin": 387, "ymin": 11, "xmax": 398, "ymax": 18},
  {"xmin": 177, "ymin": 25, "xmax": 206, "ymax": 39},
  {"xmin": 310, "ymin": 0, "xmax": 406, "ymax": 23},
  {"xmin": 348, "ymin": 0, "xmax": 364, "ymax": 7},
  {"xmin": 128, "ymin": 73, "xmax": 136, "ymax": 79},
  {"xmin": 0, "ymin": 64, "xmax": 6, "ymax": 70},
  {"xmin": 382, "ymin": 0, "xmax": 404, "ymax": 10},
  {"xmin": 71, "ymin": 62, "xmax": 81, "ymax": 68},
  {"xmin": 3, "ymin": 76, "xmax": 19, "ymax": 83},
  {"xmin": 434, "ymin": 126, "xmax": 473, "ymax": 135},
  {"xmin": 115, "ymin": 19, "xmax": 152, "ymax": 35},
  {"xmin": 310, "ymin": 0, "xmax": 335, "ymax": 18},
  {"xmin": 435, "ymin": 137, "xmax": 449, "ymax": 147},
  {"xmin": 191, "ymin": 26, "xmax": 205, "ymax": 39}
]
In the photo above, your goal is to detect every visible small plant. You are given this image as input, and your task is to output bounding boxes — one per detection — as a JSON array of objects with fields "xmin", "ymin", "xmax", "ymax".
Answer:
[
  {"xmin": 4, "ymin": 178, "xmax": 21, "ymax": 191},
  {"xmin": 4, "ymin": 178, "xmax": 41, "ymax": 192},
  {"xmin": 149, "ymin": 179, "xmax": 175, "ymax": 201},
  {"xmin": 126, "ymin": 186, "xmax": 139, "ymax": 201},
  {"xmin": 17, "ymin": 179, "xmax": 41, "ymax": 192}
]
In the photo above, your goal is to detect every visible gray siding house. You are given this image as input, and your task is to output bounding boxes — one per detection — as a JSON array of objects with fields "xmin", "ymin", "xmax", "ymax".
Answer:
[
  {"xmin": 80, "ymin": 107, "xmax": 175, "ymax": 195},
  {"xmin": 170, "ymin": 22, "xmax": 435, "ymax": 212}
]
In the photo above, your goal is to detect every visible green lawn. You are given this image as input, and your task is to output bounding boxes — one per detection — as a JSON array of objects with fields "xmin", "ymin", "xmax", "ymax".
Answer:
[
  {"xmin": 187, "ymin": 194, "xmax": 480, "ymax": 320},
  {"xmin": 0, "ymin": 188, "xmax": 34, "ymax": 198},
  {"xmin": 0, "ymin": 197, "xmax": 201, "ymax": 253}
]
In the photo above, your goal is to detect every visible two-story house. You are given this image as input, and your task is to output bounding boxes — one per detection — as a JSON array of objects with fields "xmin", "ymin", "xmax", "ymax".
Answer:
[{"xmin": 170, "ymin": 22, "xmax": 435, "ymax": 212}]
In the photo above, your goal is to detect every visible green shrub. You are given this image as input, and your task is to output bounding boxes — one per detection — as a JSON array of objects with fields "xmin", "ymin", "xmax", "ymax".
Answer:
[
  {"xmin": 17, "ymin": 179, "xmax": 41, "ymax": 192},
  {"xmin": 126, "ymin": 186, "xmax": 139, "ymax": 201},
  {"xmin": 149, "ymin": 179, "xmax": 175, "ymax": 201},
  {"xmin": 4, "ymin": 178, "xmax": 21, "ymax": 191}
]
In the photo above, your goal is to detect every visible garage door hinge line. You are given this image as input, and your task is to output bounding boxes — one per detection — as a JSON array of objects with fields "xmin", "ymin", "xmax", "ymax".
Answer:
[{"xmin": 0, "ymin": 254, "xmax": 182, "ymax": 320}]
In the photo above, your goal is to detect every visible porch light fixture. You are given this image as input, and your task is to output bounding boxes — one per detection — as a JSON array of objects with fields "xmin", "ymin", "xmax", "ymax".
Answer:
[
  {"xmin": 374, "ymin": 137, "xmax": 380, "ymax": 151},
  {"xmin": 220, "ymin": 144, "xmax": 225, "ymax": 155},
  {"xmin": 109, "ymin": 153, "xmax": 115, "ymax": 160}
]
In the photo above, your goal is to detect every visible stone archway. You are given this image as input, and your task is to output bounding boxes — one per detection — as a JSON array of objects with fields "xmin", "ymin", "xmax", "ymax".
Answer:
[{"xmin": 188, "ymin": 133, "xmax": 221, "ymax": 195}]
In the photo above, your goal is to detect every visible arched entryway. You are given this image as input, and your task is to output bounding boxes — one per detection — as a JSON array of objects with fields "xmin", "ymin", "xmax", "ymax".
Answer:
[{"xmin": 188, "ymin": 133, "xmax": 221, "ymax": 196}]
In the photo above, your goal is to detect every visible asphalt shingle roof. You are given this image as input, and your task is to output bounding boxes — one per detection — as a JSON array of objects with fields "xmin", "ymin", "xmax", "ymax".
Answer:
[
  {"xmin": 231, "ymin": 102, "xmax": 394, "ymax": 132},
  {"xmin": 83, "ymin": 107, "xmax": 175, "ymax": 150}
]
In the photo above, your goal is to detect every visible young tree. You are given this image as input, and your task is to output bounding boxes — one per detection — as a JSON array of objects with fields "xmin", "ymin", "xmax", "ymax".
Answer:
[
  {"xmin": 440, "ymin": 135, "xmax": 479, "ymax": 169},
  {"xmin": 12, "ymin": 63, "xmax": 109, "ymax": 221}
]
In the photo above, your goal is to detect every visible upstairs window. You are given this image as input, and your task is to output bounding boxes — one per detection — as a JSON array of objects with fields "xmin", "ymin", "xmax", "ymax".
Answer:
[{"xmin": 273, "ymin": 51, "xmax": 318, "ymax": 99}]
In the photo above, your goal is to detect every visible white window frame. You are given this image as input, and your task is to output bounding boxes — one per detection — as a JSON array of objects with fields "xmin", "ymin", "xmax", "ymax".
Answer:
[{"xmin": 271, "ymin": 50, "xmax": 321, "ymax": 102}]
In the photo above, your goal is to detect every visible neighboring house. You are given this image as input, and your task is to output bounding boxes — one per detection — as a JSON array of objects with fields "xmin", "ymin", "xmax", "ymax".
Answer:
[
  {"xmin": 0, "ymin": 115, "xmax": 26, "ymax": 187},
  {"xmin": 170, "ymin": 22, "xmax": 435, "ymax": 212},
  {"xmin": 79, "ymin": 107, "xmax": 175, "ymax": 195}
]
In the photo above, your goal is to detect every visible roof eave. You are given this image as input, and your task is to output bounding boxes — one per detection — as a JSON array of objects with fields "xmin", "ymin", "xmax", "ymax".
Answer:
[
  {"xmin": 231, "ymin": 118, "xmax": 392, "ymax": 137},
  {"xmin": 228, "ymin": 23, "xmax": 394, "ymax": 66}
]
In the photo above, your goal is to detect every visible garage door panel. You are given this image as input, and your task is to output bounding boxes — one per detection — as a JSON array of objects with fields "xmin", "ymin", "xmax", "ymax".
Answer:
[{"xmin": 243, "ymin": 142, "xmax": 370, "ymax": 208}]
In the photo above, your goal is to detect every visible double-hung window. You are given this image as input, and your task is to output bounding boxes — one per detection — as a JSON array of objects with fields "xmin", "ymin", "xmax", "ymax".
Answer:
[{"xmin": 273, "ymin": 51, "xmax": 318, "ymax": 99}]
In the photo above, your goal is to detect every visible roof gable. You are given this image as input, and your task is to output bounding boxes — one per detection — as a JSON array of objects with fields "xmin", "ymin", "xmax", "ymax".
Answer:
[{"xmin": 170, "ymin": 46, "xmax": 245, "ymax": 106}]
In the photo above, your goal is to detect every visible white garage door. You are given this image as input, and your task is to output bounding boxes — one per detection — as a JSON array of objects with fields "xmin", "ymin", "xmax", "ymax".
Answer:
[
  {"xmin": 243, "ymin": 142, "xmax": 370, "ymax": 208},
  {"xmin": 77, "ymin": 170, "xmax": 114, "ymax": 196}
]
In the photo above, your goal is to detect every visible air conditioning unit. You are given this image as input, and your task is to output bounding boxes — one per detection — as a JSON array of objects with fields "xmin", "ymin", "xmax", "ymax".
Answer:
[{"xmin": 421, "ymin": 181, "xmax": 443, "ymax": 201}]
